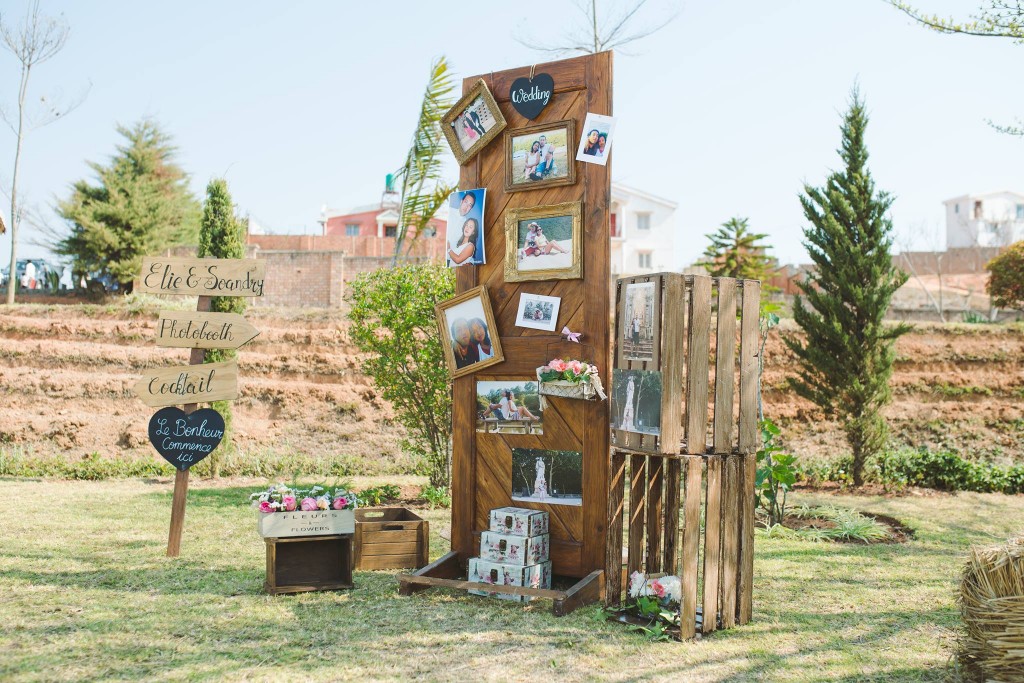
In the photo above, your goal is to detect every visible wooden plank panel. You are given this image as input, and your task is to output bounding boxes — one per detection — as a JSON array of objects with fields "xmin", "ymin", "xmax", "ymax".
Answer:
[
  {"xmin": 701, "ymin": 455, "xmax": 723, "ymax": 633},
  {"xmin": 712, "ymin": 279, "xmax": 737, "ymax": 454},
  {"xmin": 660, "ymin": 274, "xmax": 686, "ymax": 454},
  {"xmin": 738, "ymin": 452, "xmax": 756, "ymax": 624},
  {"xmin": 685, "ymin": 275, "xmax": 713, "ymax": 454},
  {"xmin": 680, "ymin": 456, "xmax": 703, "ymax": 640},
  {"xmin": 606, "ymin": 449, "xmax": 626, "ymax": 605},
  {"xmin": 738, "ymin": 280, "xmax": 761, "ymax": 453},
  {"xmin": 645, "ymin": 456, "xmax": 664, "ymax": 574},
  {"xmin": 661, "ymin": 458, "xmax": 681, "ymax": 576},
  {"xmin": 361, "ymin": 530, "xmax": 419, "ymax": 544},
  {"xmin": 627, "ymin": 454, "xmax": 646, "ymax": 577},
  {"xmin": 720, "ymin": 455, "xmax": 741, "ymax": 628}
]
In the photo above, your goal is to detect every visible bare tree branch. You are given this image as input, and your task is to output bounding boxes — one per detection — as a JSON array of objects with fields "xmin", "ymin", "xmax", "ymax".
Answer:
[{"xmin": 515, "ymin": 0, "xmax": 677, "ymax": 57}]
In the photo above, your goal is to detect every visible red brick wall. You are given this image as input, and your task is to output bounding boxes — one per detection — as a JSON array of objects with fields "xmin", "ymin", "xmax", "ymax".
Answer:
[{"xmin": 248, "ymin": 234, "xmax": 445, "ymax": 260}]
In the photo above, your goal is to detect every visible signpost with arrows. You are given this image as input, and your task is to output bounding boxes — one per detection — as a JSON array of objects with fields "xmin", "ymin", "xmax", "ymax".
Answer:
[{"xmin": 135, "ymin": 256, "xmax": 265, "ymax": 557}]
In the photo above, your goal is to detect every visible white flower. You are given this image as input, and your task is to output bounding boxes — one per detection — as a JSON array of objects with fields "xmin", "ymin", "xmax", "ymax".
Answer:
[
  {"xmin": 659, "ymin": 575, "xmax": 682, "ymax": 604},
  {"xmin": 628, "ymin": 571, "xmax": 648, "ymax": 599}
]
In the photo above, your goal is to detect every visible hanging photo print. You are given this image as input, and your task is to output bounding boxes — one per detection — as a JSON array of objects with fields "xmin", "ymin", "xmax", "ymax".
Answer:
[
  {"xmin": 446, "ymin": 188, "xmax": 486, "ymax": 267},
  {"xmin": 504, "ymin": 120, "xmax": 577, "ymax": 192},
  {"xmin": 504, "ymin": 201, "xmax": 583, "ymax": 282},
  {"xmin": 511, "ymin": 448, "xmax": 583, "ymax": 507},
  {"xmin": 476, "ymin": 380, "xmax": 542, "ymax": 434},
  {"xmin": 441, "ymin": 79, "xmax": 507, "ymax": 165},
  {"xmin": 516, "ymin": 292, "xmax": 561, "ymax": 332},
  {"xmin": 575, "ymin": 112, "xmax": 616, "ymax": 166},
  {"xmin": 622, "ymin": 281, "xmax": 656, "ymax": 361},
  {"xmin": 435, "ymin": 286, "xmax": 504, "ymax": 378},
  {"xmin": 611, "ymin": 368, "xmax": 662, "ymax": 436}
]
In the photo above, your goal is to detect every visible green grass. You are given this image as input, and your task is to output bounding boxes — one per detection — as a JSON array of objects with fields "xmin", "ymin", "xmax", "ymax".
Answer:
[
  {"xmin": 787, "ymin": 505, "xmax": 893, "ymax": 543},
  {"xmin": 1, "ymin": 479, "xmax": 1021, "ymax": 682}
]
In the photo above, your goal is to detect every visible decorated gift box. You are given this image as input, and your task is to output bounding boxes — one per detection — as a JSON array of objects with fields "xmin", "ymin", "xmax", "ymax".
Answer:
[
  {"xmin": 489, "ymin": 506, "xmax": 549, "ymax": 537},
  {"xmin": 467, "ymin": 557, "xmax": 552, "ymax": 603},
  {"xmin": 479, "ymin": 530, "xmax": 549, "ymax": 566}
]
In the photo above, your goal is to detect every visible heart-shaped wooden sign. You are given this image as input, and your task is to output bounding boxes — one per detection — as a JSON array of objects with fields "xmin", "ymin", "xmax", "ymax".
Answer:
[
  {"xmin": 148, "ymin": 407, "xmax": 225, "ymax": 471},
  {"xmin": 509, "ymin": 73, "xmax": 554, "ymax": 120}
]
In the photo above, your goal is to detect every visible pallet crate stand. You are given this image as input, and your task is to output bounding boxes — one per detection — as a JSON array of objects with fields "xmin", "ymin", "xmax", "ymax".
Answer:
[{"xmin": 264, "ymin": 534, "xmax": 354, "ymax": 595}]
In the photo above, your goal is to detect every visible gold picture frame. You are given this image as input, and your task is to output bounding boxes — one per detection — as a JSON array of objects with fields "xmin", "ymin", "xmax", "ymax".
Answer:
[
  {"xmin": 435, "ymin": 285, "xmax": 505, "ymax": 378},
  {"xmin": 503, "ymin": 119, "xmax": 577, "ymax": 193},
  {"xmin": 441, "ymin": 79, "xmax": 507, "ymax": 166},
  {"xmin": 504, "ymin": 201, "xmax": 583, "ymax": 282}
]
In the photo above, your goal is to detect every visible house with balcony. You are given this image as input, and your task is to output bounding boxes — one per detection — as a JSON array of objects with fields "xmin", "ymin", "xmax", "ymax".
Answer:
[
  {"xmin": 943, "ymin": 191, "xmax": 1024, "ymax": 248},
  {"xmin": 609, "ymin": 183, "xmax": 679, "ymax": 276}
]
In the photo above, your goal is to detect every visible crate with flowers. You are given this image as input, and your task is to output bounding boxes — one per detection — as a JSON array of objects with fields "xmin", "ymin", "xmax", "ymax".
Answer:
[
  {"xmin": 535, "ymin": 358, "xmax": 607, "ymax": 402},
  {"xmin": 608, "ymin": 571, "xmax": 684, "ymax": 640},
  {"xmin": 251, "ymin": 483, "xmax": 358, "ymax": 538}
]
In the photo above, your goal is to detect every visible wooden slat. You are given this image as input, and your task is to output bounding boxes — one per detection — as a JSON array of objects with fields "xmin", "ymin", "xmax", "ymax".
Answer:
[
  {"xmin": 685, "ymin": 275, "xmax": 712, "ymax": 454},
  {"xmin": 701, "ymin": 455, "xmax": 723, "ymax": 633},
  {"xmin": 738, "ymin": 280, "xmax": 760, "ymax": 453},
  {"xmin": 738, "ymin": 452, "xmax": 756, "ymax": 624},
  {"xmin": 645, "ymin": 456, "xmax": 664, "ymax": 574},
  {"xmin": 361, "ymin": 529, "xmax": 419, "ymax": 544},
  {"xmin": 627, "ymin": 455, "xmax": 646, "ymax": 576},
  {"xmin": 720, "ymin": 455, "xmax": 741, "ymax": 628},
  {"xmin": 399, "ymin": 551, "xmax": 461, "ymax": 596},
  {"xmin": 661, "ymin": 458, "xmax": 681, "ymax": 575},
  {"xmin": 359, "ymin": 554, "xmax": 422, "ymax": 570},
  {"xmin": 553, "ymin": 570, "xmax": 605, "ymax": 617},
  {"xmin": 400, "ymin": 575, "xmax": 566, "ymax": 599},
  {"xmin": 712, "ymin": 279, "xmax": 737, "ymax": 454},
  {"xmin": 660, "ymin": 274, "xmax": 686, "ymax": 454},
  {"xmin": 605, "ymin": 449, "xmax": 626, "ymax": 606},
  {"xmin": 680, "ymin": 456, "xmax": 703, "ymax": 640}
]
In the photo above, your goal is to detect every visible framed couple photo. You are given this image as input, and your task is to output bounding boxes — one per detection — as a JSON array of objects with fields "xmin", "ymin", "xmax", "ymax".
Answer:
[
  {"xmin": 504, "ymin": 201, "xmax": 583, "ymax": 282},
  {"xmin": 441, "ymin": 80, "xmax": 507, "ymax": 165},
  {"xmin": 435, "ymin": 286, "xmax": 504, "ymax": 378},
  {"xmin": 503, "ymin": 120, "xmax": 576, "ymax": 193}
]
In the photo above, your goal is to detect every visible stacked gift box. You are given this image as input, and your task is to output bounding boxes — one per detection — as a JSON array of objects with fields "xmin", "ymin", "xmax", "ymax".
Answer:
[{"xmin": 468, "ymin": 506, "xmax": 552, "ymax": 603}]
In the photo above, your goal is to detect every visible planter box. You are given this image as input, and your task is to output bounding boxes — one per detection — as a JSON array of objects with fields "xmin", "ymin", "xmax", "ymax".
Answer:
[
  {"xmin": 480, "ymin": 530, "xmax": 549, "ymax": 566},
  {"xmin": 354, "ymin": 507, "xmax": 429, "ymax": 570},
  {"xmin": 467, "ymin": 557, "xmax": 552, "ymax": 603},
  {"xmin": 264, "ymin": 534, "xmax": 354, "ymax": 595},
  {"xmin": 256, "ymin": 509, "xmax": 354, "ymax": 538}
]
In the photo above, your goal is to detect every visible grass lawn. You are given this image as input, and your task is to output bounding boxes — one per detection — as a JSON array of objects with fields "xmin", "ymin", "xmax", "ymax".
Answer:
[{"xmin": 1, "ymin": 478, "xmax": 1021, "ymax": 682}]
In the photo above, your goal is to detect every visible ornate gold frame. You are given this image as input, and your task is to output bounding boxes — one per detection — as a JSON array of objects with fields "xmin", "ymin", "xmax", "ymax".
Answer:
[
  {"xmin": 435, "ymin": 285, "xmax": 505, "ymax": 378},
  {"xmin": 504, "ymin": 201, "xmax": 583, "ymax": 283},
  {"xmin": 441, "ymin": 79, "xmax": 507, "ymax": 166},
  {"xmin": 503, "ymin": 119, "xmax": 577, "ymax": 193}
]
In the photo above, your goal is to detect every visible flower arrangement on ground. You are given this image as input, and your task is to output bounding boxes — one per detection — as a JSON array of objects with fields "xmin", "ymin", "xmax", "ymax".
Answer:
[
  {"xmin": 536, "ymin": 358, "xmax": 606, "ymax": 401},
  {"xmin": 608, "ymin": 571, "xmax": 683, "ymax": 640},
  {"xmin": 249, "ymin": 483, "xmax": 357, "ymax": 513}
]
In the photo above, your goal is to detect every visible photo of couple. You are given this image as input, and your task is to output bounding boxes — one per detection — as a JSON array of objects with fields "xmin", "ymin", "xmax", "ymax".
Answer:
[
  {"xmin": 504, "ymin": 201, "xmax": 582, "ymax": 282},
  {"xmin": 436, "ymin": 286, "xmax": 504, "ymax": 378},
  {"xmin": 451, "ymin": 95, "xmax": 498, "ymax": 152},
  {"xmin": 505, "ymin": 120, "xmax": 575, "ymax": 191},
  {"xmin": 446, "ymin": 188, "xmax": 486, "ymax": 268},
  {"xmin": 516, "ymin": 292, "xmax": 560, "ymax": 332},
  {"xmin": 575, "ymin": 112, "xmax": 616, "ymax": 166},
  {"xmin": 441, "ymin": 80, "xmax": 506, "ymax": 165},
  {"xmin": 476, "ymin": 381, "xmax": 543, "ymax": 434}
]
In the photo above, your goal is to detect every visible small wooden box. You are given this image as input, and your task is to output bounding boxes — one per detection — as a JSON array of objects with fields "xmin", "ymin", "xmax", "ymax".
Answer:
[
  {"xmin": 355, "ymin": 508, "xmax": 429, "ymax": 570},
  {"xmin": 264, "ymin": 534, "xmax": 354, "ymax": 595}
]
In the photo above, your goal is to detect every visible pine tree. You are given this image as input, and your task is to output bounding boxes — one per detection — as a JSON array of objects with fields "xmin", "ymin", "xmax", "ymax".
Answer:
[
  {"xmin": 697, "ymin": 216, "xmax": 777, "ymax": 285},
  {"xmin": 54, "ymin": 120, "xmax": 199, "ymax": 289},
  {"xmin": 197, "ymin": 178, "xmax": 246, "ymax": 477},
  {"xmin": 785, "ymin": 88, "xmax": 911, "ymax": 486}
]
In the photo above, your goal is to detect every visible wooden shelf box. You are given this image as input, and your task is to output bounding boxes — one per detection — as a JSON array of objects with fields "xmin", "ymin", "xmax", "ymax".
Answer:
[
  {"xmin": 264, "ymin": 534, "xmax": 354, "ymax": 595},
  {"xmin": 355, "ymin": 508, "xmax": 429, "ymax": 571}
]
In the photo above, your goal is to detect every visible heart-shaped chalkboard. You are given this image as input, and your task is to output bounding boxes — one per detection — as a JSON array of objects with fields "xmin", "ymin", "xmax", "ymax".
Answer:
[
  {"xmin": 148, "ymin": 407, "xmax": 225, "ymax": 471},
  {"xmin": 509, "ymin": 73, "xmax": 554, "ymax": 120}
]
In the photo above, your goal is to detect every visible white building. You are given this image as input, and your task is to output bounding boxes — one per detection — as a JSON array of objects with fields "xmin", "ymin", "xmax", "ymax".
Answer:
[
  {"xmin": 610, "ymin": 183, "xmax": 679, "ymax": 276},
  {"xmin": 943, "ymin": 191, "xmax": 1024, "ymax": 248}
]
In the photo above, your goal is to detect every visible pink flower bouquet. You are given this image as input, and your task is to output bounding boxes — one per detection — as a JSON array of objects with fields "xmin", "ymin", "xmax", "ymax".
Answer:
[
  {"xmin": 249, "ymin": 483, "xmax": 357, "ymax": 513},
  {"xmin": 536, "ymin": 358, "xmax": 607, "ymax": 402}
]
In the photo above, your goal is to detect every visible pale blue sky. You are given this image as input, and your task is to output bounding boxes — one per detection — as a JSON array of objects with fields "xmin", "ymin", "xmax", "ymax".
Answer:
[{"xmin": 1, "ymin": 0, "xmax": 1021, "ymax": 269}]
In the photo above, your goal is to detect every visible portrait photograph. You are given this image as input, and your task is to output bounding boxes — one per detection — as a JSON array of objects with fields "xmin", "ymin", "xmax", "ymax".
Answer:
[
  {"xmin": 504, "ymin": 201, "xmax": 583, "ymax": 282},
  {"xmin": 435, "ymin": 286, "xmax": 504, "ymax": 378},
  {"xmin": 575, "ymin": 112, "xmax": 616, "ymax": 166},
  {"xmin": 622, "ymin": 281, "xmax": 656, "ymax": 361},
  {"xmin": 476, "ymin": 380, "xmax": 542, "ymax": 434},
  {"xmin": 446, "ymin": 188, "xmax": 486, "ymax": 268},
  {"xmin": 503, "ymin": 119, "xmax": 576, "ymax": 192},
  {"xmin": 611, "ymin": 368, "xmax": 662, "ymax": 436},
  {"xmin": 441, "ymin": 79, "xmax": 507, "ymax": 165},
  {"xmin": 516, "ymin": 292, "xmax": 561, "ymax": 332},
  {"xmin": 511, "ymin": 448, "xmax": 582, "ymax": 507}
]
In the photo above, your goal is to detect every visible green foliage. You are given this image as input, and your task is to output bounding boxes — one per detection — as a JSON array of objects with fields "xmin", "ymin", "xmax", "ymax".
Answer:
[
  {"xmin": 755, "ymin": 419, "xmax": 796, "ymax": 527},
  {"xmin": 356, "ymin": 484, "xmax": 401, "ymax": 507},
  {"xmin": 197, "ymin": 178, "xmax": 246, "ymax": 477},
  {"xmin": 986, "ymin": 240, "xmax": 1024, "ymax": 310},
  {"xmin": 875, "ymin": 447, "xmax": 1024, "ymax": 494},
  {"xmin": 888, "ymin": 2, "xmax": 1024, "ymax": 41},
  {"xmin": 420, "ymin": 484, "xmax": 451, "ymax": 509},
  {"xmin": 392, "ymin": 56, "xmax": 457, "ymax": 262},
  {"xmin": 53, "ymin": 120, "xmax": 200, "ymax": 288},
  {"xmin": 698, "ymin": 217, "xmax": 777, "ymax": 294},
  {"xmin": 785, "ymin": 88, "xmax": 911, "ymax": 486},
  {"xmin": 346, "ymin": 264, "xmax": 455, "ymax": 488},
  {"xmin": 788, "ymin": 505, "xmax": 891, "ymax": 544}
]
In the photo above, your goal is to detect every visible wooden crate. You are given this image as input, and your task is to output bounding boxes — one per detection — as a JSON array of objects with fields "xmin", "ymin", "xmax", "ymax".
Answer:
[
  {"xmin": 264, "ymin": 534, "xmax": 354, "ymax": 595},
  {"xmin": 355, "ymin": 508, "xmax": 429, "ymax": 571}
]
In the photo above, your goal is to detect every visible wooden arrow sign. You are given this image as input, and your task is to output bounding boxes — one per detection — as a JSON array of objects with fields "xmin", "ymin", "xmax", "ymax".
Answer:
[
  {"xmin": 136, "ymin": 257, "xmax": 266, "ymax": 297},
  {"xmin": 155, "ymin": 311, "xmax": 260, "ymax": 350},
  {"xmin": 134, "ymin": 360, "xmax": 239, "ymax": 407}
]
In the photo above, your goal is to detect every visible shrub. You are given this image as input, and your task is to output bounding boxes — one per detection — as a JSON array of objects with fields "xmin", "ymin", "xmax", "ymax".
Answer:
[
  {"xmin": 421, "ymin": 484, "xmax": 451, "ymax": 509},
  {"xmin": 875, "ymin": 448, "xmax": 1024, "ymax": 494},
  {"xmin": 357, "ymin": 484, "xmax": 401, "ymax": 507},
  {"xmin": 755, "ymin": 419, "xmax": 796, "ymax": 527},
  {"xmin": 986, "ymin": 240, "xmax": 1024, "ymax": 311}
]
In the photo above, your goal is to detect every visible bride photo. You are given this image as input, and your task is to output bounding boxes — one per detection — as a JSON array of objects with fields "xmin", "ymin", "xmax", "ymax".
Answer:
[{"xmin": 510, "ymin": 448, "xmax": 582, "ymax": 507}]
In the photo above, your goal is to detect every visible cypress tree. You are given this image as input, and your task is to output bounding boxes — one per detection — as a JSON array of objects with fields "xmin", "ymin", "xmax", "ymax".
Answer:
[
  {"xmin": 197, "ymin": 178, "xmax": 246, "ymax": 476},
  {"xmin": 698, "ymin": 217, "xmax": 776, "ymax": 284},
  {"xmin": 785, "ymin": 88, "xmax": 911, "ymax": 486}
]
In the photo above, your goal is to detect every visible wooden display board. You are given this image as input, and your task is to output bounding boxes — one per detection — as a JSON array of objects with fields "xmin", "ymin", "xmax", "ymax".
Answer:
[{"xmin": 446, "ymin": 52, "xmax": 612, "ymax": 581}]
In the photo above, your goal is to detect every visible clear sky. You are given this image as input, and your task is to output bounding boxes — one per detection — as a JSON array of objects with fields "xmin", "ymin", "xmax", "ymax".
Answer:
[{"xmin": 1, "ymin": 0, "xmax": 1022, "ymax": 270}]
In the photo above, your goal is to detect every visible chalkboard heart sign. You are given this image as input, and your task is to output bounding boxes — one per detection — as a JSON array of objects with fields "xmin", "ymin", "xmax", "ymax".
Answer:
[
  {"xmin": 148, "ymin": 407, "xmax": 225, "ymax": 471},
  {"xmin": 509, "ymin": 73, "xmax": 554, "ymax": 120}
]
